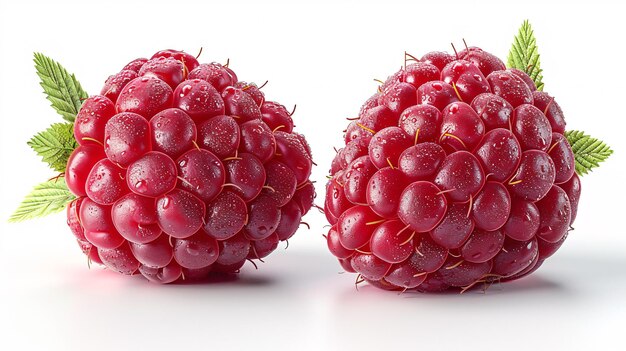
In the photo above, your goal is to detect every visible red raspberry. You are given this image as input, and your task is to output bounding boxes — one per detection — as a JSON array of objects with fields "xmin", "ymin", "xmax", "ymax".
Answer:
[
  {"xmin": 66, "ymin": 49, "xmax": 315, "ymax": 283},
  {"xmin": 325, "ymin": 47, "xmax": 578, "ymax": 293}
]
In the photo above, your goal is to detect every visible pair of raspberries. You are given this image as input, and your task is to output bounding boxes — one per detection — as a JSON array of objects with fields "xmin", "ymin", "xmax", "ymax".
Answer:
[
  {"xmin": 57, "ymin": 46, "xmax": 577, "ymax": 292},
  {"xmin": 20, "ymin": 21, "xmax": 609, "ymax": 293}
]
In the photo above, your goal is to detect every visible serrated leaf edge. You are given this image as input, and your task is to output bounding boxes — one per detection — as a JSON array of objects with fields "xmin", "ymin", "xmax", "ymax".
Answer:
[
  {"xmin": 33, "ymin": 52, "xmax": 88, "ymax": 122},
  {"xmin": 507, "ymin": 20, "xmax": 545, "ymax": 91},
  {"xmin": 8, "ymin": 179, "xmax": 75, "ymax": 223},
  {"xmin": 565, "ymin": 130, "xmax": 614, "ymax": 176},
  {"xmin": 27, "ymin": 122, "xmax": 77, "ymax": 173}
]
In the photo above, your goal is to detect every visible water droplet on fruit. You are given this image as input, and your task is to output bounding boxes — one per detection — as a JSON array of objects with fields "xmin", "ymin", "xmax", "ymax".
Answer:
[
  {"xmin": 180, "ymin": 84, "xmax": 192, "ymax": 97},
  {"xmin": 186, "ymin": 244, "xmax": 200, "ymax": 257},
  {"xmin": 161, "ymin": 197, "xmax": 171, "ymax": 209},
  {"xmin": 135, "ymin": 180, "xmax": 147, "ymax": 192}
]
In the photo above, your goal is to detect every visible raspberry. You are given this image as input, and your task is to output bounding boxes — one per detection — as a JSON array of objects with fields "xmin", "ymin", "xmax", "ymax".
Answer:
[
  {"xmin": 66, "ymin": 49, "xmax": 315, "ymax": 283},
  {"xmin": 325, "ymin": 47, "xmax": 578, "ymax": 293}
]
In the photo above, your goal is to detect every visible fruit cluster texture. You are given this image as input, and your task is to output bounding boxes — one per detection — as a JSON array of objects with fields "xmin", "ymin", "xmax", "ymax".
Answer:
[
  {"xmin": 325, "ymin": 47, "xmax": 580, "ymax": 292},
  {"xmin": 65, "ymin": 50, "xmax": 315, "ymax": 283}
]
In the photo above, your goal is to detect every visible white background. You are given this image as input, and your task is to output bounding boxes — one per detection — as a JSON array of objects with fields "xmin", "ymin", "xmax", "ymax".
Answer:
[{"xmin": 1, "ymin": 0, "xmax": 625, "ymax": 350}]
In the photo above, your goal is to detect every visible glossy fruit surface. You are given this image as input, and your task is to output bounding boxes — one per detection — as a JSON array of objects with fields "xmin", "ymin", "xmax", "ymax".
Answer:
[
  {"xmin": 65, "ymin": 49, "xmax": 315, "ymax": 283},
  {"xmin": 325, "ymin": 47, "xmax": 577, "ymax": 292}
]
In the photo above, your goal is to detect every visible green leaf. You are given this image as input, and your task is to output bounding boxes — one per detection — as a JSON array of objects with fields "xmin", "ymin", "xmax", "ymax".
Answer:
[
  {"xmin": 8, "ymin": 178, "xmax": 75, "ymax": 223},
  {"xmin": 507, "ymin": 20, "xmax": 544, "ymax": 91},
  {"xmin": 27, "ymin": 123, "xmax": 77, "ymax": 172},
  {"xmin": 34, "ymin": 52, "xmax": 88, "ymax": 122},
  {"xmin": 565, "ymin": 130, "xmax": 613, "ymax": 176}
]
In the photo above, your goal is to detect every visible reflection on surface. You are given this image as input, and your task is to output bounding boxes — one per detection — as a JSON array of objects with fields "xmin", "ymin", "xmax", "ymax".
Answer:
[{"xmin": 2, "ymin": 247, "xmax": 625, "ymax": 351}]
